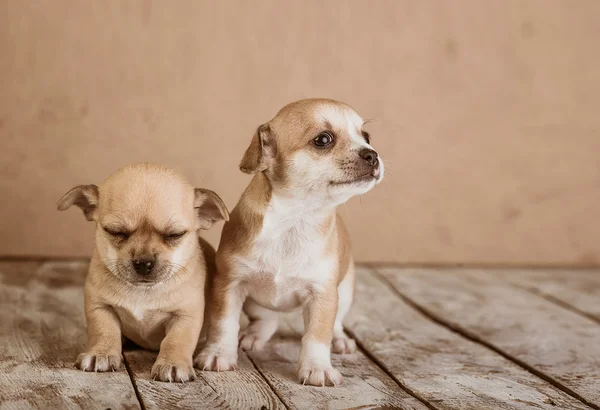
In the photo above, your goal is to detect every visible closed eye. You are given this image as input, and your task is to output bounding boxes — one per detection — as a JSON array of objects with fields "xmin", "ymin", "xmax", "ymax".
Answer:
[
  {"xmin": 164, "ymin": 231, "xmax": 187, "ymax": 241},
  {"xmin": 103, "ymin": 227, "xmax": 130, "ymax": 240}
]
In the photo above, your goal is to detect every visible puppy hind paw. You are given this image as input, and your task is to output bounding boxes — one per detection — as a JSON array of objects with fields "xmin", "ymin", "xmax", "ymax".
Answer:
[
  {"xmin": 238, "ymin": 332, "xmax": 268, "ymax": 352},
  {"xmin": 193, "ymin": 349, "xmax": 237, "ymax": 372},
  {"xmin": 332, "ymin": 336, "xmax": 357, "ymax": 354},
  {"xmin": 76, "ymin": 352, "xmax": 121, "ymax": 372},
  {"xmin": 151, "ymin": 360, "xmax": 196, "ymax": 383}
]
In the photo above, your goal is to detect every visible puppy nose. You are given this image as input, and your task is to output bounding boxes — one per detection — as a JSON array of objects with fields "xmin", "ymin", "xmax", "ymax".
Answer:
[
  {"xmin": 132, "ymin": 258, "xmax": 154, "ymax": 276},
  {"xmin": 359, "ymin": 148, "xmax": 379, "ymax": 167}
]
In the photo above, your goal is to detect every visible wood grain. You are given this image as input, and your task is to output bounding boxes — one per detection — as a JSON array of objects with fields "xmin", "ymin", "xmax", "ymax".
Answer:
[
  {"xmin": 0, "ymin": 261, "xmax": 140, "ymax": 410},
  {"xmin": 377, "ymin": 267, "xmax": 600, "ymax": 408},
  {"xmin": 345, "ymin": 267, "xmax": 591, "ymax": 410},
  {"xmin": 498, "ymin": 269, "xmax": 600, "ymax": 322},
  {"xmin": 4, "ymin": 260, "xmax": 600, "ymax": 410},
  {"xmin": 244, "ymin": 311, "xmax": 427, "ymax": 410},
  {"xmin": 124, "ymin": 348, "xmax": 284, "ymax": 410}
]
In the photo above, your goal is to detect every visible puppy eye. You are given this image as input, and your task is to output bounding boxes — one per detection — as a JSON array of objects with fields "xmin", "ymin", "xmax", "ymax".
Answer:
[
  {"xmin": 104, "ymin": 228, "xmax": 129, "ymax": 240},
  {"xmin": 313, "ymin": 132, "xmax": 334, "ymax": 147},
  {"xmin": 361, "ymin": 131, "xmax": 371, "ymax": 144},
  {"xmin": 164, "ymin": 231, "xmax": 187, "ymax": 241}
]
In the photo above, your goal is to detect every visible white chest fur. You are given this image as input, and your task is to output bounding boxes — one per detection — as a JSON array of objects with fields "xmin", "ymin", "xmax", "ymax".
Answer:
[
  {"xmin": 113, "ymin": 298, "xmax": 171, "ymax": 350},
  {"xmin": 232, "ymin": 199, "xmax": 337, "ymax": 311},
  {"xmin": 96, "ymin": 282, "xmax": 173, "ymax": 350}
]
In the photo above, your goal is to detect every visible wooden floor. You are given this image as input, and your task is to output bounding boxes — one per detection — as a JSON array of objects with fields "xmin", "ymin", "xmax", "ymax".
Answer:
[{"xmin": 1, "ymin": 261, "xmax": 599, "ymax": 410}]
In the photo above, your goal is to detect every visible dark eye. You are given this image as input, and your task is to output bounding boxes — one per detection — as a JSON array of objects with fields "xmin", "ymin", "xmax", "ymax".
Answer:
[
  {"xmin": 313, "ymin": 132, "xmax": 334, "ymax": 147},
  {"xmin": 164, "ymin": 231, "xmax": 187, "ymax": 242},
  {"xmin": 361, "ymin": 130, "xmax": 371, "ymax": 144},
  {"xmin": 104, "ymin": 228, "xmax": 129, "ymax": 240}
]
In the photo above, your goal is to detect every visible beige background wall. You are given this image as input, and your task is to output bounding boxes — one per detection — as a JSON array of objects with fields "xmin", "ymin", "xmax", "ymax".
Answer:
[{"xmin": 1, "ymin": 1, "xmax": 599, "ymax": 265}]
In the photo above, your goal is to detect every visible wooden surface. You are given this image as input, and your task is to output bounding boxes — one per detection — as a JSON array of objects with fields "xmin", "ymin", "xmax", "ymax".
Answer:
[
  {"xmin": 0, "ymin": 261, "xmax": 140, "ymax": 410},
  {"xmin": 501, "ymin": 269, "xmax": 600, "ymax": 323},
  {"xmin": 347, "ymin": 268, "xmax": 589, "ymax": 410},
  {"xmin": 124, "ymin": 349, "xmax": 284, "ymax": 410},
  {"xmin": 377, "ymin": 267, "xmax": 600, "ymax": 409},
  {"xmin": 2, "ymin": 260, "xmax": 600, "ymax": 409},
  {"xmin": 245, "ymin": 313, "xmax": 428, "ymax": 410}
]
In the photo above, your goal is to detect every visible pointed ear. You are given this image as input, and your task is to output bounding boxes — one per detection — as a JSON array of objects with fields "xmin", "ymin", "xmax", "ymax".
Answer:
[
  {"xmin": 194, "ymin": 188, "xmax": 230, "ymax": 230},
  {"xmin": 239, "ymin": 123, "xmax": 276, "ymax": 174},
  {"xmin": 56, "ymin": 185, "xmax": 99, "ymax": 221}
]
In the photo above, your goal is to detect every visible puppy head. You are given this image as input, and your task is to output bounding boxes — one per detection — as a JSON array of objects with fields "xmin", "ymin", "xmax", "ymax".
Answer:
[
  {"xmin": 240, "ymin": 99, "xmax": 384, "ymax": 206},
  {"xmin": 57, "ymin": 164, "xmax": 228, "ymax": 285}
]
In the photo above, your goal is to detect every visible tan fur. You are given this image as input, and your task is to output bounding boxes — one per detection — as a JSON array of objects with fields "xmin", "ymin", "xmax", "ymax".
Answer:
[
  {"xmin": 57, "ymin": 163, "xmax": 228, "ymax": 382},
  {"xmin": 196, "ymin": 99, "xmax": 383, "ymax": 386}
]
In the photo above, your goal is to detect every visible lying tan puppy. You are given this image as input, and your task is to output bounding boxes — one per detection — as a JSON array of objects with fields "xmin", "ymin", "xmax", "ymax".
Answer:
[
  {"xmin": 196, "ymin": 99, "xmax": 384, "ymax": 386},
  {"xmin": 57, "ymin": 163, "xmax": 228, "ymax": 382}
]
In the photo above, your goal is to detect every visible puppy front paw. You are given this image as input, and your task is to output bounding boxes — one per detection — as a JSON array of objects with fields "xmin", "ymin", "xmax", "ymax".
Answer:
[
  {"xmin": 332, "ymin": 335, "xmax": 357, "ymax": 354},
  {"xmin": 193, "ymin": 347, "xmax": 237, "ymax": 371},
  {"xmin": 151, "ymin": 358, "xmax": 196, "ymax": 383},
  {"xmin": 297, "ymin": 363, "xmax": 343, "ymax": 387},
  {"xmin": 76, "ymin": 351, "xmax": 121, "ymax": 372}
]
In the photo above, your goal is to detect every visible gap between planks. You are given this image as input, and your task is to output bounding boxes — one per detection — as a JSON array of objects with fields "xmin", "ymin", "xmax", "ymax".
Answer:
[
  {"xmin": 347, "ymin": 266, "xmax": 591, "ymax": 409},
  {"xmin": 370, "ymin": 266, "xmax": 600, "ymax": 410},
  {"xmin": 516, "ymin": 287, "xmax": 600, "ymax": 326},
  {"xmin": 123, "ymin": 352, "xmax": 148, "ymax": 410},
  {"xmin": 493, "ymin": 269, "xmax": 600, "ymax": 326},
  {"xmin": 343, "ymin": 325, "xmax": 438, "ymax": 410},
  {"xmin": 243, "ymin": 350, "xmax": 292, "ymax": 410},
  {"xmin": 243, "ymin": 311, "xmax": 429, "ymax": 409}
]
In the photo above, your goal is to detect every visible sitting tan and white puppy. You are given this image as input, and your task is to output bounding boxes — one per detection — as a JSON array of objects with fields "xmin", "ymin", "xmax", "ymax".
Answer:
[
  {"xmin": 195, "ymin": 99, "xmax": 384, "ymax": 386},
  {"xmin": 57, "ymin": 163, "xmax": 228, "ymax": 382}
]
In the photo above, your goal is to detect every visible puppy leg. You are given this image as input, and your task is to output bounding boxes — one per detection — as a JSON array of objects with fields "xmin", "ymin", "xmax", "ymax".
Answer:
[
  {"xmin": 239, "ymin": 299, "xmax": 279, "ymax": 351},
  {"xmin": 194, "ymin": 274, "xmax": 244, "ymax": 371},
  {"xmin": 297, "ymin": 287, "xmax": 342, "ymax": 387},
  {"xmin": 332, "ymin": 265, "xmax": 357, "ymax": 354},
  {"xmin": 76, "ymin": 305, "xmax": 122, "ymax": 372},
  {"xmin": 151, "ymin": 314, "xmax": 202, "ymax": 383}
]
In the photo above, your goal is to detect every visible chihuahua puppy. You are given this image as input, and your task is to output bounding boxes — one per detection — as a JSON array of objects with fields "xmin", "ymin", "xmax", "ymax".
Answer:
[
  {"xmin": 195, "ymin": 99, "xmax": 383, "ymax": 386},
  {"xmin": 57, "ymin": 163, "xmax": 228, "ymax": 382}
]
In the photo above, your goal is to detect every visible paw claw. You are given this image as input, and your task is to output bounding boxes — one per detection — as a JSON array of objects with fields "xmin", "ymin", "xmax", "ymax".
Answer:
[
  {"xmin": 297, "ymin": 365, "xmax": 343, "ymax": 387},
  {"xmin": 194, "ymin": 347, "xmax": 237, "ymax": 372},
  {"xmin": 151, "ymin": 359, "xmax": 195, "ymax": 383},
  {"xmin": 76, "ymin": 352, "xmax": 121, "ymax": 372}
]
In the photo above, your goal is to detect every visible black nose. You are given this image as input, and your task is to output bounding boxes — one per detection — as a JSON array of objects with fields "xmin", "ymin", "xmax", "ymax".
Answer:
[
  {"xmin": 359, "ymin": 148, "xmax": 379, "ymax": 167},
  {"xmin": 132, "ymin": 258, "xmax": 154, "ymax": 276}
]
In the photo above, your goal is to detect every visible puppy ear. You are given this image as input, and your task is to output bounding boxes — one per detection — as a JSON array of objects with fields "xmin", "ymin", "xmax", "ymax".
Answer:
[
  {"xmin": 194, "ymin": 188, "xmax": 230, "ymax": 230},
  {"xmin": 239, "ymin": 123, "xmax": 276, "ymax": 174},
  {"xmin": 56, "ymin": 185, "xmax": 99, "ymax": 221}
]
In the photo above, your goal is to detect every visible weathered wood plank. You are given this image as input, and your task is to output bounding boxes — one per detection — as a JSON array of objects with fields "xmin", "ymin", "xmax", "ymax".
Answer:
[
  {"xmin": 0, "ymin": 261, "xmax": 140, "ymax": 410},
  {"xmin": 344, "ymin": 267, "xmax": 590, "ymax": 410},
  {"xmin": 499, "ymin": 269, "xmax": 600, "ymax": 322},
  {"xmin": 377, "ymin": 267, "xmax": 600, "ymax": 408},
  {"xmin": 244, "ymin": 310, "xmax": 427, "ymax": 410},
  {"xmin": 124, "ymin": 348, "xmax": 284, "ymax": 410},
  {"xmin": 5, "ymin": 260, "xmax": 598, "ymax": 410}
]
